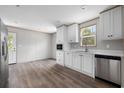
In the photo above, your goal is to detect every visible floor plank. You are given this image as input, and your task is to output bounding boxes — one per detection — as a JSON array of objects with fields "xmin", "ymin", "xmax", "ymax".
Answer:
[{"xmin": 9, "ymin": 59, "xmax": 119, "ymax": 88}]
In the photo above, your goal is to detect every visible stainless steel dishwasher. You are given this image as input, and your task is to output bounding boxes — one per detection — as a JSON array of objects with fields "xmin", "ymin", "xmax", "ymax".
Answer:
[{"xmin": 95, "ymin": 54, "xmax": 121, "ymax": 85}]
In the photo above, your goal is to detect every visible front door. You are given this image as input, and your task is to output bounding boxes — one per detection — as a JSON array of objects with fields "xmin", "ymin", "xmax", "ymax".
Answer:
[{"xmin": 8, "ymin": 32, "xmax": 16, "ymax": 64}]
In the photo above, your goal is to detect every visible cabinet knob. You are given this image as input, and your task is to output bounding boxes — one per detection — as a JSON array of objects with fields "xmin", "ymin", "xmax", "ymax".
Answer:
[{"xmin": 108, "ymin": 35, "xmax": 113, "ymax": 37}]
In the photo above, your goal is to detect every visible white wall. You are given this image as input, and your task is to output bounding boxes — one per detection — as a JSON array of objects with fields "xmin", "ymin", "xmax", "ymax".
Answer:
[
  {"xmin": 7, "ymin": 26, "xmax": 52, "ymax": 63},
  {"xmin": 51, "ymin": 33, "xmax": 56, "ymax": 59}
]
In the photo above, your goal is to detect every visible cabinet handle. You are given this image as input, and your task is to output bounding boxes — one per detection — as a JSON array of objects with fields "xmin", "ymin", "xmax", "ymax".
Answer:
[
  {"xmin": 79, "ymin": 55, "xmax": 83, "ymax": 56},
  {"xmin": 111, "ymin": 35, "xmax": 112, "ymax": 37}
]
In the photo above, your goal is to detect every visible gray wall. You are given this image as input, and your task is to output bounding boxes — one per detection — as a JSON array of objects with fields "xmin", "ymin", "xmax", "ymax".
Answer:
[
  {"xmin": 71, "ymin": 18, "xmax": 124, "ymax": 50},
  {"xmin": 7, "ymin": 26, "xmax": 52, "ymax": 63},
  {"xmin": 51, "ymin": 33, "xmax": 56, "ymax": 59}
]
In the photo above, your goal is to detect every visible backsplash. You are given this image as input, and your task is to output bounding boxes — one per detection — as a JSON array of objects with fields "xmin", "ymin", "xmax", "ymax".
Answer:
[{"xmin": 71, "ymin": 39, "xmax": 124, "ymax": 50}]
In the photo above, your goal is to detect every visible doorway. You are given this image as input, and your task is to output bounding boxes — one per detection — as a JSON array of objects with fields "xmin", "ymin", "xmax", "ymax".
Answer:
[{"xmin": 8, "ymin": 32, "xmax": 16, "ymax": 64}]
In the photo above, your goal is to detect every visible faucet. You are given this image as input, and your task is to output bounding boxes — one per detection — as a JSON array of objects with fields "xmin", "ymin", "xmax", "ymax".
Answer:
[
  {"xmin": 84, "ymin": 43, "xmax": 88, "ymax": 52},
  {"xmin": 82, "ymin": 38, "xmax": 88, "ymax": 52}
]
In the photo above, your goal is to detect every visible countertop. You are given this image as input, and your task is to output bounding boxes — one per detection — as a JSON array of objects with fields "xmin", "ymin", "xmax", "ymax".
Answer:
[{"xmin": 64, "ymin": 49, "xmax": 124, "ymax": 57}]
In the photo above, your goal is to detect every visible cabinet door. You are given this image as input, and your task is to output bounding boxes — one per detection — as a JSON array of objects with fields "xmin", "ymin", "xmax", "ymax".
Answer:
[
  {"xmin": 68, "ymin": 25, "xmax": 74, "ymax": 42},
  {"xmin": 111, "ymin": 6, "xmax": 122, "ymax": 39},
  {"xmin": 83, "ymin": 54, "xmax": 93, "ymax": 75},
  {"xmin": 68, "ymin": 24, "xmax": 79, "ymax": 43},
  {"xmin": 102, "ymin": 11, "xmax": 112, "ymax": 40},
  {"xmin": 56, "ymin": 51, "xmax": 64, "ymax": 66},
  {"xmin": 59, "ymin": 27, "xmax": 64, "ymax": 43},
  {"xmin": 56, "ymin": 27, "xmax": 64, "ymax": 44},
  {"xmin": 56, "ymin": 29, "xmax": 61, "ymax": 44},
  {"xmin": 65, "ymin": 52, "xmax": 72, "ymax": 68},
  {"xmin": 100, "ymin": 6, "xmax": 123, "ymax": 40},
  {"xmin": 72, "ymin": 53, "xmax": 82, "ymax": 71}
]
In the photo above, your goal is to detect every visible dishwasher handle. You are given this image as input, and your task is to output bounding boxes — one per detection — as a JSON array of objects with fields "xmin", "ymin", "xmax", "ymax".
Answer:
[{"xmin": 95, "ymin": 54, "xmax": 121, "ymax": 60}]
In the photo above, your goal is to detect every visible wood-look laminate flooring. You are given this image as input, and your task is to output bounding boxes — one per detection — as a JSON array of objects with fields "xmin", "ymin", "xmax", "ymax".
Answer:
[{"xmin": 9, "ymin": 59, "xmax": 118, "ymax": 88}]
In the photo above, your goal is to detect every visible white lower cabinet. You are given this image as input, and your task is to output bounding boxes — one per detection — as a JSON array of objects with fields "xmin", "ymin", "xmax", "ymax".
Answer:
[
  {"xmin": 82, "ymin": 54, "xmax": 94, "ymax": 77},
  {"xmin": 72, "ymin": 53, "xmax": 82, "ymax": 72},
  {"xmin": 64, "ymin": 52, "xmax": 73, "ymax": 68},
  {"xmin": 56, "ymin": 51, "xmax": 64, "ymax": 66},
  {"xmin": 64, "ymin": 51, "xmax": 94, "ymax": 78}
]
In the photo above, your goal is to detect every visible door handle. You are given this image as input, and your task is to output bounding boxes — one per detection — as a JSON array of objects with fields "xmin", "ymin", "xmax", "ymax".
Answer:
[
  {"xmin": 2, "ymin": 41, "xmax": 5, "ymax": 56},
  {"xmin": 5, "ymin": 37, "xmax": 8, "ymax": 61}
]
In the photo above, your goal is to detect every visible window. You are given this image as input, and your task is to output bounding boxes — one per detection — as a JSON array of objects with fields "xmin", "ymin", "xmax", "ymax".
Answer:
[{"xmin": 80, "ymin": 25, "xmax": 96, "ymax": 46}]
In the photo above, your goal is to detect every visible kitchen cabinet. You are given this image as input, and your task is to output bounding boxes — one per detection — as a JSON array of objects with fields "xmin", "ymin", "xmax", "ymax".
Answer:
[
  {"xmin": 100, "ymin": 10, "xmax": 111, "ymax": 40},
  {"xmin": 64, "ymin": 52, "xmax": 73, "ymax": 68},
  {"xmin": 100, "ymin": 6, "xmax": 124, "ymax": 40},
  {"xmin": 111, "ymin": 6, "xmax": 123, "ymax": 39},
  {"xmin": 56, "ymin": 26, "xmax": 64, "ymax": 44},
  {"xmin": 56, "ymin": 51, "xmax": 64, "ymax": 66},
  {"xmin": 56, "ymin": 25, "xmax": 70, "ymax": 66},
  {"xmin": 64, "ymin": 51, "xmax": 94, "ymax": 78},
  {"xmin": 56, "ymin": 25, "xmax": 70, "ymax": 51},
  {"xmin": 67, "ymin": 24, "xmax": 79, "ymax": 43},
  {"xmin": 72, "ymin": 53, "xmax": 82, "ymax": 72},
  {"xmin": 82, "ymin": 54, "xmax": 94, "ymax": 77}
]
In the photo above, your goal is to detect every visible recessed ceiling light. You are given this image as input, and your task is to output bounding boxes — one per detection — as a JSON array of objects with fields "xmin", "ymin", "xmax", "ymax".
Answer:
[
  {"xmin": 16, "ymin": 5, "xmax": 20, "ymax": 7},
  {"xmin": 81, "ymin": 5, "xmax": 86, "ymax": 10}
]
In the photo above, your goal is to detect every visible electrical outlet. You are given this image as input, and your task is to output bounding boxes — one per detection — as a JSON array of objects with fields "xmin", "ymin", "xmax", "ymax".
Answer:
[{"xmin": 106, "ymin": 44, "xmax": 110, "ymax": 49}]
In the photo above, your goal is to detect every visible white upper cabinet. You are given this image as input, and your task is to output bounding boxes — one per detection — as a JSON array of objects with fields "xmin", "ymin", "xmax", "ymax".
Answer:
[
  {"xmin": 100, "ymin": 6, "xmax": 124, "ymax": 40},
  {"xmin": 100, "ymin": 10, "xmax": 111, "ymax": 40},
  {"xmin": 56, "ymin": 26, "xmax": 64, "ymax": 44},
  {"xmin": 67, "ymin": 24, "xmax": 79, "ymax": 43},
  {"xmin": 111, "ymin": 6, "xmax": 123, "ymax": 39}
]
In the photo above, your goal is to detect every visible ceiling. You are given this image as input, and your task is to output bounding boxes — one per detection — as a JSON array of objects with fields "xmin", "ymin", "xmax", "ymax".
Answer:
[{"xmin": 0, "ymin": 5, "xmax": 113, "ymax": 33}]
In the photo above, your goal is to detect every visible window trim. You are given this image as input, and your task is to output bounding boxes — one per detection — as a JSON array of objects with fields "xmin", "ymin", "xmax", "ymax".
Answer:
[{"xmin": 80, "ymin": 24, "xmax": 97, "ymax": 47}]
